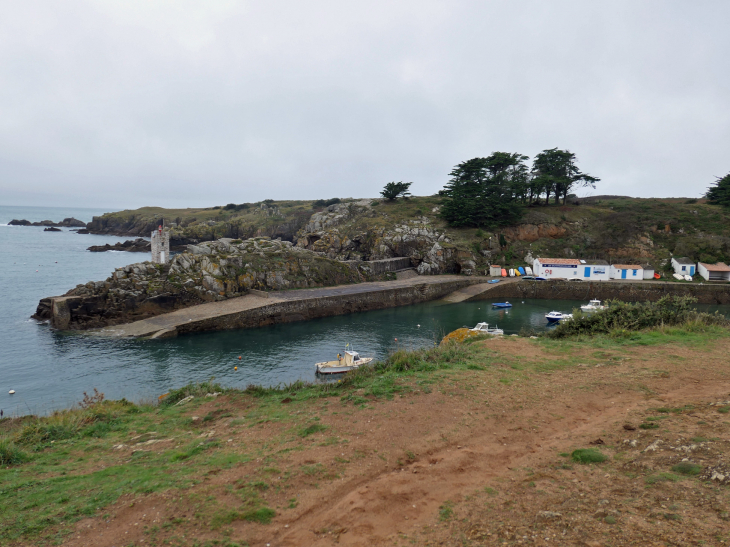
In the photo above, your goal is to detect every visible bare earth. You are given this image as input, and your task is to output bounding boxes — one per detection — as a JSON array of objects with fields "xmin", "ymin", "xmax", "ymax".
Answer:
[{"xmin": 57, "ymin": 336, "xmax": 730, "ymax": 547}]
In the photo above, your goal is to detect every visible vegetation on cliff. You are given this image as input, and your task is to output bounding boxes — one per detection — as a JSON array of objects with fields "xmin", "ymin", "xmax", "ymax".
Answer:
[
  {"xmin": 87, "ymin": 193, "xmax": 730, "ymax": 276},
  {"xmin": 705, "ymin": 172, "xmax": 730, "ymax": 207}
]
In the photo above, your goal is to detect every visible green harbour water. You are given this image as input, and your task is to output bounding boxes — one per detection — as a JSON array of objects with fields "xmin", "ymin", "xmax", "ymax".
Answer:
[{"xmin": 2, "ymin": 205, "xmax": 729, "ymax": 417}]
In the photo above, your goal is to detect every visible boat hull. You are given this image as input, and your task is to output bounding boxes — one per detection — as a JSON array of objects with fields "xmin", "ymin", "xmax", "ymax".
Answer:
[{"xmin": 316, "ymin": 357, "xmax": 374, "ymax": 374}]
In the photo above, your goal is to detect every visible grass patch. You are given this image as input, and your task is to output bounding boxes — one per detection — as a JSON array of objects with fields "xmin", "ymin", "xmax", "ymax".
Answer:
[
  {"xmin": 439, "ymin": 501, "xmax": 454, "ymax": 521},
  {"xmin": 571, "ymin": 449, "xmax": 608, "ymax": 464},
  {"xmin": 646, "ymin": 472, "xmax": 681, "ymax": 485},
  {"xmin": 299, "ymin": 424, "xmax": 328, "ymax": 437},
  {"xmin": 0, "ymin": 439, "xmax": 31, "ymax": 465},
  {"xmin": 671, "ymin": 462, "xmax": 702, "ymax": 476}
]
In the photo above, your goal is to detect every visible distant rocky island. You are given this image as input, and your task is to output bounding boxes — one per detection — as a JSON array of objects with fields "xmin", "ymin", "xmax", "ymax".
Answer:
[{"xmin": 9, "ymin": 217, "xmax": 86, "ymax": 228}]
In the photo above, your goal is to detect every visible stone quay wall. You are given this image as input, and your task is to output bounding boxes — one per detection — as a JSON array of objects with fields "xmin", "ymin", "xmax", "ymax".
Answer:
[
  {"xmin": 468, "ymin": 280, "xmax": 730, "ymax": 305},
  {"xmin": 167, "ymin": 279, "xmax": 471, "ymax": 337}
]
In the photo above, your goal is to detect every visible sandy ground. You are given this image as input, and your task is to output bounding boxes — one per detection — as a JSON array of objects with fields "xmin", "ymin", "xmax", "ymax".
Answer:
[{"xmin": 55, "ymin": 335, "xmax": 730, "ymax": 547}]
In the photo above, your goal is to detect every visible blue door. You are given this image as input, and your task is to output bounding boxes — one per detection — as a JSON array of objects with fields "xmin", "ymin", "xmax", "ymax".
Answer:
[
  {"xmin": 621, "ymin": 269, "xmax": 627, "ymax": 279},
  {"xmin": 690, "ymin": 266, "xmax": 695, "ymax": 275},
  {"xmin": 584, "ymin": 266, "xmax": 591, "ymax": 278}
]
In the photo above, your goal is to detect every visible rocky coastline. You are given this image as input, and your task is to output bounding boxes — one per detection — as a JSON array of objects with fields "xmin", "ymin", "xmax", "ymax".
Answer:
[
  {"xmin": 9, "ymin": 217, "xmax": 85, "ymax": 227},
  {"xmin": 34, "ymin": 237, "xmax": 399, "ymax": 330},
  {"xmin": 87, "ymin": 238, "xmax": 152, "ymax": 253}
]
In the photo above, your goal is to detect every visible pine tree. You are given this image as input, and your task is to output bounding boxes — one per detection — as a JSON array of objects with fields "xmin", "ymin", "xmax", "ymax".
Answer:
[{"xmin": 705, "ymin": 173, "xmax": 730, "ymax": 207}]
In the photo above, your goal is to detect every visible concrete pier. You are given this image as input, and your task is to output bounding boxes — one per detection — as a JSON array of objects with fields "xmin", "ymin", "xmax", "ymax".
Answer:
[{"xmin": 94, "ymin": 275, "xmax": 484, "ymax": 339}]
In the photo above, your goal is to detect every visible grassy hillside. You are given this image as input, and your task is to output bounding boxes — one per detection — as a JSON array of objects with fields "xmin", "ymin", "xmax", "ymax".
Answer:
[{"xmin": 89, "ymin": 196, "xmax": 730, "ymax": 271}]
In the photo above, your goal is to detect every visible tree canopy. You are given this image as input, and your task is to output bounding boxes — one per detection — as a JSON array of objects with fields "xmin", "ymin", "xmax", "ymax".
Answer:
[
  {"xmin": 705, "ymin": 173, "xmax": 730, "ymax": 207},
  {"xmin": 439, "ymin": 154, "xmax": 525, "ymax": 228},
  {"xmin": 380, "ymin": 181, "xmax": 412, "ymax": 201},
  {"xmin": 530, "ymin": 148, "xmax": 599, "ymax": 205}
]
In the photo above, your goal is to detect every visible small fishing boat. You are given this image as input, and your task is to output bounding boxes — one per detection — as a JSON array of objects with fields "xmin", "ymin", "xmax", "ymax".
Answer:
[
  {"xmin": 580, "ymin": 299, "xmax": 605, "ymax": 312},
  {"xmin": 518, "ymin": 267, "xmax": 526, "ymax": 275},
  {"xmin": 316, "ymin": 350, "xmax": 373, "ymax": 374},
  {"xmin": 487, "ymin": 279, "xmax": 501, "ymax": 284},
  {"xmin": 545, "ymin": 311, "xmax": 573, "ymax": 323},
  {"xmin": 469, "ymin": 323, "xmax": 504, "ymax": 336},
  {"xmin": 492, "ymin": 302, "xmax": 512, "ymax": 309}
]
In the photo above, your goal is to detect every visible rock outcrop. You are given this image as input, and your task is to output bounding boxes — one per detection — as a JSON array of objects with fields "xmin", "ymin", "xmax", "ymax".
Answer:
[
  {"xmin": 87, "ymin": 239, "xmax": 152, "ymax": 253},
  {"xmin": 34, "ymin": 237, "xmax": 389, "ymax": 330},
  {"xmin": 9, "ymin": 217, "xmax": 85, "ymax": 227}
]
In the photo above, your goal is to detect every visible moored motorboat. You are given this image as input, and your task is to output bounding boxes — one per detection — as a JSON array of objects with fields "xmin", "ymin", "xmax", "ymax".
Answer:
[
  {"xmin": 469, "ymin": 322, "xmax": 504, "ymax": 336},
  {"xmin": 492, "ymin": 302, "xmax": 512, "ymax": 308},
  {"xmin": 316, "ymin": 350, "xmax": 373, "ymax": 374},
  {"xmin": 580, "ymin": 299, "xmax": 605, "ymax": 312},
  {"xmin": 545, "ymin": 311, "xmax": 573, "ymax": 323}
]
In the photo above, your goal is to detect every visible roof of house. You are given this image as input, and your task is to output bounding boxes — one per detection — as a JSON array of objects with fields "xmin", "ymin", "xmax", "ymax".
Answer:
[
  {"xmin": 612, "ymin": 264, "xmax": 642, "ymax": 269},
  {"xmin": 535, "ymin": 258, "xmax": 581, "ymax": 265},
  {"xmin": 699, "ymin": 262, "xmax": 730, "ymax": 272},
  {"xmin": 672, "ymin": 257, "xmax": 695, "ymax": 265}
]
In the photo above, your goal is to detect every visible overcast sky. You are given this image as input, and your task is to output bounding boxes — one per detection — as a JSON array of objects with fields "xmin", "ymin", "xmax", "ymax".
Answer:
[{"xmin": 1, "ymin": 1, "xmax": 728, "ymax": 209}]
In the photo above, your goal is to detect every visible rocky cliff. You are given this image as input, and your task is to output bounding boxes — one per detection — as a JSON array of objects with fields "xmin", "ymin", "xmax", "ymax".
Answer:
[{"xmin": 34, "ymin": 237, "xmax": 389, "ymax": 330}]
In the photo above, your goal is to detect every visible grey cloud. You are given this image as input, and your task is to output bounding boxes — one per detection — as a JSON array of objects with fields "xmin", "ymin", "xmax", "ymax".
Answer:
[{"xmin": 1, "ymin": 0, "xmax": 728, "ymax": 208}]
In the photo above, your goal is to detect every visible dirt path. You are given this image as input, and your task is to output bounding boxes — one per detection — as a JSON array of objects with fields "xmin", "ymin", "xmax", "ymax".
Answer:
[{"xmin": 56, "ymin": 336, "xmax": 730, "ymax": 547}]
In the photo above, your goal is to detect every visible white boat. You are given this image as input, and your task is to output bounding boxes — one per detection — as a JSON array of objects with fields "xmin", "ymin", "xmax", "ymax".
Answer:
[
  {"xmin": 469, "ymin": 322, "xmax": 504, "ymax": 336},
  {"xmin": 316, "ymin": 350, "xmax": 373, "ymax": 374},
  {"xmin": 545, "ymin": 311, "xmax": 573, "ymax": 323},
  {"xmin": 525, "ymin": 266, "xmax": 533, "ymax": 275},
  {"xmin": 580, "ymin": 299, "xmax": 605, "ymax": 312},
  {"xmin": 508, "ymin": 269, "xmax": 515, "ymax": 277},
  {"xmin": 673, "ymin": 273, "xmax": 683, "ymax": 280},
  {"xmin": 684, "ymin": 275, "xmax": 692, "ymax": 281}
]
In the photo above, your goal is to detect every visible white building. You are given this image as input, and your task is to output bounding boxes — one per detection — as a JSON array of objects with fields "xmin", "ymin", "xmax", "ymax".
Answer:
[
  {"xmin": 641, "ymin": 264, "xmax": 655, "ymax": 280},
  {"xmin": 610, "ymin": 264, "xmax": 643, "ymax": 280},
  {"xmin": 533, "ymin": 258, "xmax": 581, "ymax": 279},
  {"xmin": 698, "ymin": 262, "xmax": 730, "ymax": 282},
  {"xmin": 533, "ymin": 258, "xmax": 611, "ymax": 280},
  {"xmin": 671, "ymin": 257, "xmax": 696, "ymax": 276}
]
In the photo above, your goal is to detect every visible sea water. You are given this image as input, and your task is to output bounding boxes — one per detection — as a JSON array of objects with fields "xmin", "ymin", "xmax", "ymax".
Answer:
[{"xmin": 1, "ymin": 205, "xmax": 728, "ymax": 416}]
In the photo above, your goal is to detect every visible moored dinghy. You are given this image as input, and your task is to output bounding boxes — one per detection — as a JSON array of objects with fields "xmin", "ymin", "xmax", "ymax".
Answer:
[{"xmin": 492, "ymin": 301, "xmax": 512, "ymax": 309}]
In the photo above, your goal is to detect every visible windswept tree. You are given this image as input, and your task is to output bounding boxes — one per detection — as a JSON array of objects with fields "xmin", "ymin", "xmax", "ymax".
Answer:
[
  {"xmin": 531, "ymin": 148, "xmax": 599, "ymax": 205},
  {"xmin": 439, "ymin": 153, "xmax": 525, "ymax": 227},
  {"xmin": 705, "ymin": 173, "xmax": 730, "ymax": 207},
  {"xmin": 380, "ymin": 181, "xmax": 412, "ymax": 201}
]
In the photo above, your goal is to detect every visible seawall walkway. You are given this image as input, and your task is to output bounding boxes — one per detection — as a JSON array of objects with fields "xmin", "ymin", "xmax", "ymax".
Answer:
[{"xmin": 94, "ymin": 275, "xmax": 485, "ymax": 339}]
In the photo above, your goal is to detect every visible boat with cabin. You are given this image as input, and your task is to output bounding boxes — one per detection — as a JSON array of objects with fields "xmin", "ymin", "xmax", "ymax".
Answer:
[
  {"xmin": 580, "ymin": 299, "xmax": 605, "ymax": 312},
  {"xmin": 469, "ymin": 323, "xmax": 504, "ymax": 336},
  {"xmin": 316, "ymin": 350, "xmax": 373, "ymax": 374},
  {"xmin": 545, "ymin": 311, "xmax": 573, "ymax": 323}
]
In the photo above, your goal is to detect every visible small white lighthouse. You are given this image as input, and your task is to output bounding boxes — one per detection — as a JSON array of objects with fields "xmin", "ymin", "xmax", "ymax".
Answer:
[{"xmin": 151, "ymin": 223, "xmax": 170, "ymax": 264}]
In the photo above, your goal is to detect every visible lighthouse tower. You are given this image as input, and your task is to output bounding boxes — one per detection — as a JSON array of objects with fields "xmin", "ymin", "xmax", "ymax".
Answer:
[{"xmin": 151, "ymin": 224, "xmax": 170, "ymax": 264}]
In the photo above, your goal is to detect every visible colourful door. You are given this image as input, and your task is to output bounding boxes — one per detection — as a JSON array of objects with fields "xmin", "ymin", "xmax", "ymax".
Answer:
[
  {"xmin": 690, "ymin": 266, "xmax": 695, "ymax": 275},
  {"xmin": 584, "ymin": 266, "xmax": 590, "ymax": 277},
  {"xmin": 621, "ymin": 269, "xmax": 627, "ymax": 279}
]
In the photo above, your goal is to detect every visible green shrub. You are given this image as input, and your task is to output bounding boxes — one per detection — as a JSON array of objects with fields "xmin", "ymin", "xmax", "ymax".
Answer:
[
  {"xmin": 299, "ymin": 424, "xmax": 327, "ymax": 437},
  {"xmin": 671, "ymin": 462, "xmax": 702, "ymax": 476},
  {"xmin": 571, "ymin": 448, "xmax": 608, "ymax": 464},
  {"xmin": 0, "ymin": 438, "xmax": 31, "ymax": 465},
  {"xmin": 242, "ymin": 507, "xmax": 275, "ymax": 524},
  {"xmin": 548, "ymin": 295, "xmax": 729, "ymax": 339}
]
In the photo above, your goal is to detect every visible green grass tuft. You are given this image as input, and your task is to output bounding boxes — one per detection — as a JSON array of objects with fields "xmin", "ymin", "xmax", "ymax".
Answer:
[
  {"xmin": 671, "ymin": 462, "xmax": 702, "ymax": 476},
  {"xmin": 571, "ymin": 449, "xmax": 608, "ymax": 464}
]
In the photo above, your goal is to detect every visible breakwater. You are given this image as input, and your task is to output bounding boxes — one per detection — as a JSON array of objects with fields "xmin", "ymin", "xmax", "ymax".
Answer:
[
  {"xmin": 96, "ymin": 275, "xmax": 482, "ymax": 338},
  {"xmin": 467, "ymin": 279, "xmax": 730, "ymax": 305}
]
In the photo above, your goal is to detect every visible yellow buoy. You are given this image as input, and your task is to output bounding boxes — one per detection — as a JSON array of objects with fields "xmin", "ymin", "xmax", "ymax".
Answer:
[{"xmin": 234, "ymin": 366, "xmax": 238, "ymax": 371}]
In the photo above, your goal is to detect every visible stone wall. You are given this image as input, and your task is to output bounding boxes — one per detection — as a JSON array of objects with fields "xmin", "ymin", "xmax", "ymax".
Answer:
[
  {"xmin": 468, "ymin": 280, "xmax": 730, "ymax": 305},
  {"xmin": 165, "ymin": 279, "xmax": 473, "ymax": 337}
]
